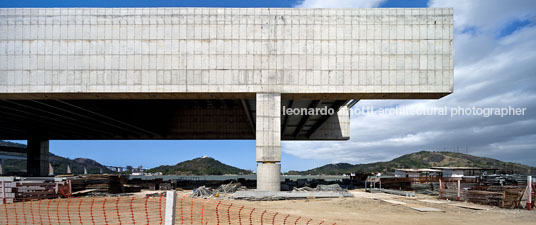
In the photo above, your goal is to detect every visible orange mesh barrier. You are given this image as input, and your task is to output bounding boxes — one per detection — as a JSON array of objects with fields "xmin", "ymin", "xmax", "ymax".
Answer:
[{"xmin": 0, "ymin": 193, "xmax": 339, "ymax": 225}]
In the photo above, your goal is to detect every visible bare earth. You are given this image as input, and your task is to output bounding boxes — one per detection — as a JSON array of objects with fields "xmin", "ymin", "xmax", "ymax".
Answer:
[{"xmin": 222, "ymin": 190, "xmax": 536, "ymax": 225}]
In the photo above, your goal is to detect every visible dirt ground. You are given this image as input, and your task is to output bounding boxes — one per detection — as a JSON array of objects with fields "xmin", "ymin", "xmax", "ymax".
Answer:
[
  {"xmin": 2, "ymin": 189, "xmax": 533, "ymax": 225},
  {"xmin": 221, "ymin": 189, "xmax": 536, "ymax": 225}
]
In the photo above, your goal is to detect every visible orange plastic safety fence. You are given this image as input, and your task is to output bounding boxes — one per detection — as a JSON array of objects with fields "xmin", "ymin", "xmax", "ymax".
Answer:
[
  {"xmin": 0, "ymin": 193, "xmax": 339, "ymax": 225},
  {"xmin": 174, "ymin": 194, "xmax": 338, "ymax": 225},
  {"xmin": 0, "ymin": 193, "xmax": 165, "ymax": 225}
]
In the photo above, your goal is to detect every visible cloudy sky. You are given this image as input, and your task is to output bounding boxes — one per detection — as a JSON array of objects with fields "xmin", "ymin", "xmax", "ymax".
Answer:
[
  {"xmin": 285, "ymin": 0, "xmax": 536, "ymax": 169},
  {"xmin": 2, "ymin": 0, "xmax": 535, "ymax": 171}
]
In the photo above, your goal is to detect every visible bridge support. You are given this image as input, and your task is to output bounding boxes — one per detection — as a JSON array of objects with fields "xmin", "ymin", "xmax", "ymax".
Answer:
[
  {"xmin": 256, "ymin": 93, "xmax": 281, "ymax": 191},
  {"xmin": 27, "ymin": 138, "xmax": 49, "ymax": 177}
]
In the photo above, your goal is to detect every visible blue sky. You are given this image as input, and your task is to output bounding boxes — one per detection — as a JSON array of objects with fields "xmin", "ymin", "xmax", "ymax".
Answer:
[{"xmin": 2, "ymin": 0, "xmax": 535, "ymax": 172}]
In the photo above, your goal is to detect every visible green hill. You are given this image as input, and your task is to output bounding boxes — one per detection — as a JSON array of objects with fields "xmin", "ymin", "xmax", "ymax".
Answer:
[
  {"xmin": 147, "ymin": 157, "xmax": 253, "ymax": 175},
  {"xmin": 1, "ymin": 141, "xmax": 114, "ymax": 175},
  {"xmin": 287, "ymin": 151, "xmax": 536, "ymax": 175}
]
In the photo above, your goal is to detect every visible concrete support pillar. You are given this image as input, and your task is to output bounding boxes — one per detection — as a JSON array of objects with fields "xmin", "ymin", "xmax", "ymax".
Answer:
[
  {"xmin": 0, "ymin": 158, "xmax": 4, "ymax": 175},
  {"xmin": 27, "ymin": 138, "xmax": 49, "ymax": 177},
  {"xmin": 256, "ymin": 93, "xmax": 281, "ymax": 192}
]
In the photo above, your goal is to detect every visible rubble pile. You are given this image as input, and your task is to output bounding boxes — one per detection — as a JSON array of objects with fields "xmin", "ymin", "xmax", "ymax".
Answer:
[
  {"xmin": 191, "ymin": 182, "xmax": 246, "ymax": 198},
  {"xmin": 291, "ymin": 184, "xmax": 353, "ymax": 197},
  {"xmin": 293, "ymin": 184, "xmax": 346, "ymax": 192}
]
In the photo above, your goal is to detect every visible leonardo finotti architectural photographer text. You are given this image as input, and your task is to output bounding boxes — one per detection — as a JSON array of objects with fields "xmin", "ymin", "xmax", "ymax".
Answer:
[
  {"xmin": 350, "ymin": 106, "xmax": 527, "ymax": 117},
  {"xmin": 283, "ymin": 106, "xmax": 335, "ymax": 116}
]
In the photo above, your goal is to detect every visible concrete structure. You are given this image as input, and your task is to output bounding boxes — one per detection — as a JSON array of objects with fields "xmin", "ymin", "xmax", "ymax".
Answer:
[
  {"xmin": 394, "ymin": 168, "xmax": 441, "ymax": 178},
  {"xmin": 432, "ymin": 167, "xmax": 498, "ymax": 178},
  {"xmin": 0, "ymin": 8, "xmax": 453, "ymax": 191}
]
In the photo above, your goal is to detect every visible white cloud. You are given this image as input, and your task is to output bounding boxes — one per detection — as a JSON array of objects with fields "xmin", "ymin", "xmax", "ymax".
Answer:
[
  {"xmin": 429, "ymin": 0, "xmax": 536, "ymax": 32},
  {"xmin": 283, "ymin": 1, "xmax": 536, "ymax": 168},
  {"xmin": 294, "ymin": 0, "xmax": 385, "ymax": 8}
]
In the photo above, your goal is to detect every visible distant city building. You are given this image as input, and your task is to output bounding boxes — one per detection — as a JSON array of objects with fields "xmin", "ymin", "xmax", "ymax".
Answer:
[
  {"xmin": 431, "ymin": 167, "xmax": 498, "ymax": 178},
  {"xmin": 106, "ymin": 166, "xmax": 126, "ymax": 173}
]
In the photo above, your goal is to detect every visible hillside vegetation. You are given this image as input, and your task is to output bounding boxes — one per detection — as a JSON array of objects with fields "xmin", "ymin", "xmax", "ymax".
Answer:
[
  {"xmin": 147, "ymin": 157, "xmax": 253, "ymax": 175},
  {"xmin": 287, "ymin": 151, "xmax": 536, "ymax": 175},
  {"xmin": 1, "ymin": 140, "xmax": 114, "ymax": 175}
]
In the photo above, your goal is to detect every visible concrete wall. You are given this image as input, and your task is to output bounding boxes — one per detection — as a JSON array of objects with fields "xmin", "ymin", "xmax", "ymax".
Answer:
[
  {"xmin": 0, "ymin": 8, "xmax": 453, "ymax": 98},
  {"xmin": 309, "ymin": 105, "xmax": 350, "ymax": 140}
]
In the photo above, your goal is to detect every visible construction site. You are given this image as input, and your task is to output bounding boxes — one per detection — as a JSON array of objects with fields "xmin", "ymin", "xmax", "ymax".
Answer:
[
  {"xmin": 0, "ymin": 5, "xmax": 535, "ymax": 225},
  {"xmin": 0, "ymin": 169, "xmax": 535, "ymax": 224}
]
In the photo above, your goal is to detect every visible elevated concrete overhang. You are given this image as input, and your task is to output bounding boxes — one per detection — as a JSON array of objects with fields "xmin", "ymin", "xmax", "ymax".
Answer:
[{"xmin": 0, "ymin": 96, "xmax": 352, "ymax": 140}]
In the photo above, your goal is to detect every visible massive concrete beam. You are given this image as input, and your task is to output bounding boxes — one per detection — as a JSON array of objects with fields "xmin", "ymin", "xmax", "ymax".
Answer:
[
  {"xmin": 0, "ymin": 8, "xmax": 453, "ymax": 99},
  {"xmin": 256, "ymin": 93, "xmax": 281, "ymax": 191},
  {"xmin": 26, "ymin": 138, "xmax": 49, "ymax": 177}
]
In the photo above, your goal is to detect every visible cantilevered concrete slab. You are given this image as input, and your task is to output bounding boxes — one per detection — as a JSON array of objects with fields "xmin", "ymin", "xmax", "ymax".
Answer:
[{"xmin": 0, "ymin": 8, "xmax": 453, "ymax": 191}]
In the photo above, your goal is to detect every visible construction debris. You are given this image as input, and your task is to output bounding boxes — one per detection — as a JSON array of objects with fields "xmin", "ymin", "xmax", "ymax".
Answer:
[
  {"xmin": 191, "ymin": 186, "xmax": 214, "ymax": 198},
  {"xmin": 191, "ymin": 182, "xmax": 246, "ymax": 198},
  {"xmin": 293, "ymin": 184, "xmax": 347, "ymax": 193},
  {"xmin": 232, "ymin": 191, "xmax": 351, "ymax": 201}
]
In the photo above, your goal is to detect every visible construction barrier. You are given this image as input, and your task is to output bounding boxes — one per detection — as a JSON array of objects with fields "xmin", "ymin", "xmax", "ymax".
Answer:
[
  {"xmin": 173, "ymin": 194, "xmax": 332, "ymax": 225},
  {"xmin": 0, "ymin": 194, "xmax": 166, "ymax": 224},
  {"xmin": 0, "ymin": 192, "xmax": 338, "ymax": 225}
]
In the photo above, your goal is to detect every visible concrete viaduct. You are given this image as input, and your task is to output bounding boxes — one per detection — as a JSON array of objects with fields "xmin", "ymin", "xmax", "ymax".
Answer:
[{"xmin": 0, "ymin": 8, "xmax": 453, "ymax": 191}]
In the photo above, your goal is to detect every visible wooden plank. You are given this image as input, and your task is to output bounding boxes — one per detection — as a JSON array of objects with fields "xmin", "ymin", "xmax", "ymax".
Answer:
[{"xmin": 409, "ymin": 207, "xmax": 444, "ymax": 212}]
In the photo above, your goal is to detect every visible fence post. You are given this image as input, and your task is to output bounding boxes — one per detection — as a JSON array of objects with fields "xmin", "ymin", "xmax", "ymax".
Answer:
[
  {"xmin": 457, "ymin": 179, "xmax": 461, "ymax": 201},
  {"xmin": 528, "ymin": 176, "xmax": 532, "ymax": 211},
  {"xmin": 165, "ymin": 191, "xmax": 177, "ymax": 225},
  {"xmin": 1, "ymin": 181, "xmax": 4, "ymax": 204},
  {"xmin": 438, "ymin": 179, "xmax": 442, "ymax": 199}
]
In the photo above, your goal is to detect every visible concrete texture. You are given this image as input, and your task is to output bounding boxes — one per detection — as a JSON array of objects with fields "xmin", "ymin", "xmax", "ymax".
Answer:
[
  {"xmin": 0, "ymin": 8, "xmax": 453, "ymax": 97},
  {"xmin": 256, "ymin": 93, "xmax": 281, "ymax": 162},
  {"xmin": 256, "ymin": 163, "xmax": 281, "ymax": 192},
  {"xmin": 0, "ymin": 8, "xmax": 454, "ymax": 189}
]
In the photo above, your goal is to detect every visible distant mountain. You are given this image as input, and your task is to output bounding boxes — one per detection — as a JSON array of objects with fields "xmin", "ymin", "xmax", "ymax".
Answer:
[
  {"xmin": 147, "ymin": 157, "xmax": 253, "ymax": 175},
  {"xmin": 287, "ymin": 151, "xmax": 536, "ymax": 175},
  {"xmin": 1, "ymin": 140, "xmax": 114, "ymax": 175}
]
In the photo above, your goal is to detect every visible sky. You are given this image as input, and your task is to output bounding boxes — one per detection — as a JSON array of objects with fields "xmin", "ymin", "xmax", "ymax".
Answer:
[{"xmin": 1, "ymin": 0, "xmax": 535, "ymax": 172}]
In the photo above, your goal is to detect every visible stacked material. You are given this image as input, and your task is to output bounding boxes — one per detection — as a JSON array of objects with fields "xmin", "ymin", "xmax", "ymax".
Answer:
[
  {"xmin": 0, "ymin": 181, "xmax": 15, "ymax": 204},
  {"xmin": 66, "ymin": 176, "xmax": 87, "ymax": 192},
  {"xmin": 376, "ymin": 178, "xmax": 412, "ymax": 191},
  {"xmin": 84, "ymin": 175, "xmax": 125, "ymax": 194},
  {"xmin": 466, "ymin": 190, "xmax": 504, "ymax": 207},
  {"xmin": 502, "ymin": 187, "xmax": 524, "ymax": 209},
  {"xmin": 467, "ymin": 186, "xmax": 524, "ymax": 209},
  {"xmin": 1, "ymin": 179, "xmax": 71, "ymax": 203}
]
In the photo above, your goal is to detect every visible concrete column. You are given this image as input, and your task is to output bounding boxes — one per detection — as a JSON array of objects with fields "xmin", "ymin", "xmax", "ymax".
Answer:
[
  {"xmin": 0, "ymin": 158, "xmax": 4, "ymax": 175},
  {"xmin": 27, "ymin": 138, "xmax": 49, "ymax": 177},
  {"xmin": 256, "ymin": 93, "xmax": 281, "ymax": 192}
]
